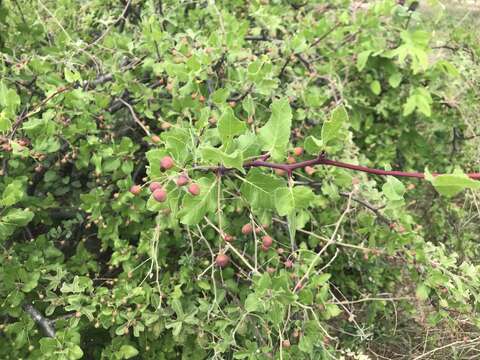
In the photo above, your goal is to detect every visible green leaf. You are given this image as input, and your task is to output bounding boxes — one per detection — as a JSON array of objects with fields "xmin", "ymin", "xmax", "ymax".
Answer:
[
  {"xmin": 356, "ymin": 50, "xmax": 372, "ymax": 71},
  {"xmin": 425, "ymin": 168, "xmax": 480, "ymax": 197},
  {"xmin": 258, "ymin": 98, "xmax": 292, "ymax": 161},
  {"xmin": 0, "ymin": 81, "xmax": 21, "ymax": 113},
  {"xmin": 1, "ymin": 180, "xmax": 25, "ymax": 207},
  {"xmin": 403, "ymin": 87, "xmax": 432, "ymax": 117},
  {"xmin": 179, "ymin": 176, "xmax": 217, "ymax": 225},
  {"xmin": 218, "ymin": 108, "xmax": 247, "ymax": 145},
  {"xmin": 382, "ymin": 176, "xmax": 406, "ymax": 202},
  {"xmin": 240, "ymin": 168, "xmax": 285, "ymax": 209},
  {"xmin": 200, "ymin": 146, "xmax": 244, "ymax": 170},
  {"xmin": 118, "ymin": 345, "xmax": 139, "ymax": 359},
  {"xmin": 321, "ymin": 106, "xmax": 348, "ymax": 147},
  {"xmin": 370, "ymin": 80, "xmax": 381, "ymax": 95},
  {"xmin": 303, "ymin": 135, "xmax": 323, "ymax": 155},
  {"xmin": 69, "ymin": 345, "xmax": 84, "ymax": 360},
  {"xmin": 416, "ymin": 283, "xmax": 430, "ymax": 301},
  {"xmin": 245, "ymin": 293, "xmax": 262, "ymax": 313},
  {"xmin": 211, "ymin": 88, "xmax": 230, "ymax": 105},
  {"xmin": 274, "ymin": 186, "xmax": 314, "ymax": 216},
  {"xmin": 0, "ymin": 208, "xmax": 34, "ymax": 242},
  {"xmin": 388, "ymin": 72, "xmax": 402, "ymax": 88},
  {"xmin": 323, "ymin": 303, "xmax": 342, "ymax": 319}
]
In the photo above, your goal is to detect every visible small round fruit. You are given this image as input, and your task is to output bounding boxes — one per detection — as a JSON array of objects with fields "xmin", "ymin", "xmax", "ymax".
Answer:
[
  {"xmin": 286, "ymin": 156, "xmax": 296, "ymax": 164},
  {"xmin": 160, "ymin": 156, "xmax": 174, "ymax": 170},
  {"xmin": 293, "ymin": 147, "xmax": 304, "ymax": 156},
  {"xmin": 262, "ymin": 235, "xmax": 273, "ymax": 248},
  {"xmin": 284, "ymin": 259, "xmax": 293, "ymax": 268},
  {"xmin": 161, "ymin": 122, "xmax": 171, "ymax": 130},
  {"xmin": 216, "ymin": 253, "xmax": 230, "ymax": 268},
  {"xmin": 151, "ymin": 135, "xmax": 161, "ymax": 143},
  {"xmin": 282, "ymin": 339, "xmax": 291, "ymax": 348},
  {"xmin": 188, "ymin": 183, "xmax": 200, "ymax": 196},
  {"xmin": 304, "ymin": 166, "xmax": 315, "ymax": 176},
  {"xmin": 149, "ymin": 182, "xmax": 162, "ymax": 192},
  {"xmin": 153, "ymin": 188, "xmax": 167, "ymax": 202},
  {"xmin": 261, "ymin": 245, "xmax": 270, "ymax": 252},
  {"xmin": 176, "ymin": 174, "xmax": 189, "ymax": 186},
  {"xmin": 130, "ymin": 185, "xmax": 141, "ymax": 195},
  {"xmin": 241, "ymin": 223, "xmax": 253, "ymax": 235},
  {"xmin": 223, "ymin": 234, "xmax": 234, "ymax": 242},
  {"xmin": 275, "ymin": 169, "xmax": 286, "ymax": 177}
]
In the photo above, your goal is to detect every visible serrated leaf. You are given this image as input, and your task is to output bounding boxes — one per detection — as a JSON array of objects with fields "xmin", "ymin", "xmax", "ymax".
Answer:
[
  {"xmin": 218, "ymin": 108, "xmax": 247, "ymax": 145},
  {"xmin": 245, "ymin": 293, "xmax": 262, "ymax": 312},
  {"xmin": 258, "ymin": 98, "xmax": 292, "ymax": 161},
  {"xmin": 416, "ymin": 283, "xmax": 429, "ymax": 301},
  {"xmin": 303, "ymin": 135, "xmax": 323, "ymax": 154},
  {"xmin": 240, "ymin": 168, "xmax": 285, "ymax": 209},
  {"xmin": 382, "ymin": 176, "xmax": 405, "ymax": 202},
  {"xmin": 425, "ymin": 168, "xmax": 480, "ymax": 197},
  {"xmin": 200, "ymin": 146, "xmax": 244, "ymax": 170},
  {"xmin": 274, "ymin": 186, "xmax": 315, "ymax": 216},
  {"xmin": 322, "ymin": 106, "xmax": 347, "ymax": 146},
  {"xmin": 403, "ymin": 87, "xmax": 432, "ymax": 117}
]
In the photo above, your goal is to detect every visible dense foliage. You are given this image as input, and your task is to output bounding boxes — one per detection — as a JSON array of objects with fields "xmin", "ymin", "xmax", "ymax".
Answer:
[{"xmin": 1, "ymin": 0, "xmax": 480, "ymax": 358}]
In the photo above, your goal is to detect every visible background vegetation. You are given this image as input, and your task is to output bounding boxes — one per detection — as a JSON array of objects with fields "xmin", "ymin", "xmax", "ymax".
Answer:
[{"xmin": 1, "ymin": 0, "xmax": 480, "ymax": 358}]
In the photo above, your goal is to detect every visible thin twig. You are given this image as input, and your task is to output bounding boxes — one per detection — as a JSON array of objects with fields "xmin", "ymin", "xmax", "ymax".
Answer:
[
  {"xmin": 293, "ymin": 192, "xmax": 352, "ymax": 291},
  {"xmin": 118, "ymin": 98, "xmax": 151, "ymax": 136}
]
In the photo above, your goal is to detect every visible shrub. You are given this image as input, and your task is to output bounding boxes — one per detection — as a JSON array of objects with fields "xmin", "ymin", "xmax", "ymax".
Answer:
[{"xmin": 1, "ymin": 0, "xmax": 480, "ymax": 359}]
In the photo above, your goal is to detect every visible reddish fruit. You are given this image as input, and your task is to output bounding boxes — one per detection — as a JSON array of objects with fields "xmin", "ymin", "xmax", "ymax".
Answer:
[
  {"xmin": 304, "ymin": 166, "xmax": 315, "ymax": 176},
  {"xmin": 282, "ymin": 339, "xmax": 291, "ymax": 348},
  {"xmin": 149, "ymin": 182, "xmax": 162, "ymax": 192},
  {"xmin": 262, "ymin": 223, "xmax": 270, "ymax": 230},
  {"xmin": 199, "ymin": 95, "xmax": 206, "ymax": 103},
  {"xmin": 293, "ymin": 147, "xmax": 304, "ymax": 156},
  {"xmin": 223, "ymin": 234, "xmax": 234, "ymax": 242},
  {"xmin": 161, "ymin": 122, "xmax": 171, "ymax": 130},
  {"xmin": 241, "ymin": 223, "xmax": 253, "ymax": 235},
  {"xmin": 262, "ymin": 235, "xmax": 273, "ymax": 248},
  {"xmin": 284, "ymin": 259, "xmax": 293, "ymax": 268},
  {"xmin": 160, "ymin": 156, "xmax": 174, "ymax": 170},
  {"xmin": 153, "ymin": 188, "xmax": 167, "ymax": 202},
  {"xmin": 295, "ymin": 282, "xmax": 303, "ymax": 291},
  {"xmin": 151, "ymin": 135, "xmax": 161, "ymax": 143},
  {"xmin": 277, "ymin": 248, "xmax": 285, "ymax": 255},
  {"xmin": 176, "ymin": 174, "xmax": 189, "ymax": 186},
  {"xmin": 286, "ymin": 156, "xmax": 296, "ymax": 164},
  {"xmin": 266, "ymin": 267, "xmax": 275, "ymax": 274},
  {"xmin": 275, "ymin": 169, "xmax": 286, "ymax": 177},
  {"xmin": 229, "ymin": 101, "xmax": 236, "ymax": 108},
  {"xmin": 216, "ymin": 253, "xmax": 230, "ymax": 268},
  {"xmin": 188, "ymin": 183, "xmax": 200, "ymax": 196},
  {"xmin": 254, "ymin": 227, "xmax": 261, "ymax": 234},
  {"xmin": 247, "ymin": 116, "xmax": 254, "ymax": 124},
  {"xmin": 130, "ymin": 185, "xmax": 141, "ymax": 195},
  {"xmin": 261, "ymin": 245, "xmax": 270, "ymax": 252}
]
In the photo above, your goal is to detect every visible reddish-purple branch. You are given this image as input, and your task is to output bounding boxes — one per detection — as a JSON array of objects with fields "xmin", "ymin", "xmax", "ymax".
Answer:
[{"xmin": 243, "ymin": 153, "xmax": 480, "ymax": 180}]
